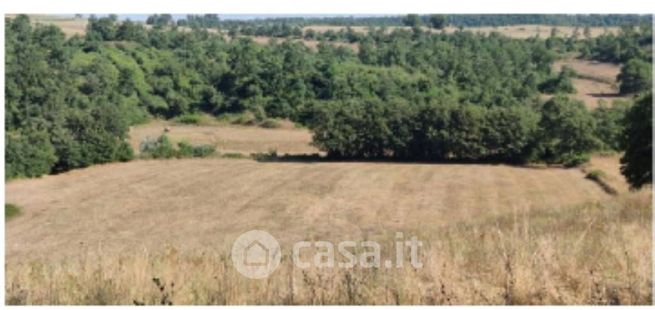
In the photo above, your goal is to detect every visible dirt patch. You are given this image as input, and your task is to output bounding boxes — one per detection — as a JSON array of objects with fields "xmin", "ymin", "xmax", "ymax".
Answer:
[{"xmin": 129, "ymin": 121, "xmax": 317, "ymax": 156}]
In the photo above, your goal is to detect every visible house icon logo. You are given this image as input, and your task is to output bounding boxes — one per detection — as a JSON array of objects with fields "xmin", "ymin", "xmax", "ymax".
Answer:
[{"xmin": 231, "ymin": 230, "xmax": 281, "ymax": 279}]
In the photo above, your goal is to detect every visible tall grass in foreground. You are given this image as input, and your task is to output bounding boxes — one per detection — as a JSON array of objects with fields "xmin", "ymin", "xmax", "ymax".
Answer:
[{"xmin": 5, "ymin": 191, "xmax": 651, "ymax": 305}]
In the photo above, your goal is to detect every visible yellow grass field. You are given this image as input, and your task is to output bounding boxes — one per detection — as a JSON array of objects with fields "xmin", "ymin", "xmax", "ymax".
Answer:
[
  {"xmin": 128, "ymin": 120, "xmax": 317, "ymax": 156},
  {"xmin": 5, "ymin": 150, "xmax": 651, "ymax": 304},
  {"xmin": 551, "ymin": 57, "xmax": 630, "ymax": 108},
  {"xmin": 303, "ymin": 24, "xmax": 620, "ymax": 39}
]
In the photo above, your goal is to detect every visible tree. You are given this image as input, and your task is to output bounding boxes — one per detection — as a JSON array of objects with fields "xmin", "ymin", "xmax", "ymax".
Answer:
[
  {"xmin": 539, "ymin": 65, "xmax": 576, "ymax": 94},
  {"xmin": 592, "ymin": 101, "xmax": 630, "ymax": 151},
  {"xmin": 537, "ymin": 96, "xmax": 599, "ymax": 166},
  {"xmin": 403, "ymin": 14, "xmax": 422, "ymax": 28},
  {"xmin": 428, "ymin": 14, "xmax": 448, "ymax": 30},
  {"xmin": 5, "ymin": 129, "xmax": 57, "ymax": 178},
  {"xmin": 618, "ymin": 58, "xmax": 652, "ymax": 94},
  {"xmin": 620, "ymin": 93, "xmax": 652, "ymax": 189},
  {"xmin": 86, "ymin": 15, "xmax": 117, "ymax": 41}
]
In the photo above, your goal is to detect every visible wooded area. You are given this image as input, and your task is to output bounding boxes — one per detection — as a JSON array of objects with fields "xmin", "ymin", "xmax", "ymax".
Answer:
[{"xmin": 5, "ymin": 14, "xmax": 652, "ymax": 188}]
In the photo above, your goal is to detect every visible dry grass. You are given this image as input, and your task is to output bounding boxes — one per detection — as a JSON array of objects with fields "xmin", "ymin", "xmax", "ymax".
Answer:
[
  {"xmin": 441, "ymin": 24, "xmax": 619, "ymax": 39},
  {"xmin": 5, "ymin": 172, "xmax": 651, "ymax": 304},
  {"xmin": 128, "ymin": 120, "xmax": 317, "ymax": 156},
  {"xmin": 303, "ymin": 24, "xmax": 619, "ymax": 39},
  {"xmin": 554, "ymin": 58, "xmax": 621, "ymax": 83},
  {"xmin": 6, "ymin": 14, "xmax": 89, "ymax": 37},
  {"xmin": 584, "ymin": 154, "xmax": 631, "ymax": 194},
  {"xmin": 550, "ymin": 57, "xmax": 630, "ymax": 108},
  {"xmin": 7, "ymin": 156, "xmax": 650, "ymax": 304}
]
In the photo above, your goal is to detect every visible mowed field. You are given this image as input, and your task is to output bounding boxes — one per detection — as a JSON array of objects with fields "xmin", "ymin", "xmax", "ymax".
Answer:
[
  {"xmin": 551, "ymin": 57, "xmax": 629, "ymax": 108},
  {"xmin": 5, "ymin": 158, "xmax": 610, "ymax": 263},
  {"xmin": 128, "ymin": 120, "xmax": 318, "ymax": 156},
  {"xmin": 5, "ymin": 124, "xmax": 651, "ymax": 304}
]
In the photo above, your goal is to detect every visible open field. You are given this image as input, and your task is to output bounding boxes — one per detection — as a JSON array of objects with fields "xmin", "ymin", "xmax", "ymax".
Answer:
[
  {"xmin": 551, "ymin": 57, "xmax": 630, "ymax": 108},
  {"xmin": 128, "ymin": 121, "xmax": 317, "ymax": 156},
  {"xmin": 5, "ymin": 14, "xmax": 651, "ymax": 305},
  {"xmin": 5, "ymin": 157, "xmax": 651, "ymax": 304},
  {"xmin": 5, "ymin": 158, "xmax": 613, "ymax": 262},
  {"xmin": 15, "ymin": 15, "xmax": 620, "ymax": 40},
  {"xmin": 303, "ymin": 24, "xmax": 620, "ymax": 39}
]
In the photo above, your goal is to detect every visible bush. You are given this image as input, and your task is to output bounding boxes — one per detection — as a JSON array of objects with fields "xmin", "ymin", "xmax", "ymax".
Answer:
[
  {"xmin": 174, "ymin": 113, "xmax": 203, "ymax": 125},
  {"xmin": 562, "ymin": 153, "xmax": 591, "ymax": 168},
  {"xmin": 537, "ymin": 96, "xmax": 598, "ymax": 165},
  {"xmin": 538, "ymin": 66, "xmax": 576, "ymax": 94},
  {"xmin": 140, "ymin": 135, "xmax": 176, "ymax": 159},
  {"xmin": 141, "ymin": 136, "xmax": 216, "ymax": 159},
  {"xmin": 5, "ymin": 130, "xmax": 57, "ymax": 179},
  {"xmin": 177, "ymin": 141, "xmax": 216, "ymax": 158},
  {"xmin": 618, "ymin": 58, "xmax": 652, "ymax": 95}
]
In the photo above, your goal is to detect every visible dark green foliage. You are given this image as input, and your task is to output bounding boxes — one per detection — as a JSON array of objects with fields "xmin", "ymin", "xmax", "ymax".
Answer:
[
  {"xmin": 174, "ymin": 113, "xmax": 203, "ymax": 125},
  {"xmin": 5, "ymin": 15, "xmax": 138, "ymax": 178},
  {"xmin": 592, "ymin": 101, "xmax": 630, "ymax": 151},
  {"xmin": 217, "ymin": 14, "xmax": 650, "ymax": 29},
  {"xmin": 145, "ymin": 14, "xmax": 173, "ymax": 28},
  {"xmin": 581, "ymin": 25, "xmax": 651, "ymax": 64},
  {"xmin": 177, "ymin": 141, "xmax": 216, "ymax": 158},
  {"xmin": 620, "ymin": 93, "xmax": 652, "ymax": 189},
  {"xmin": 618, "ymin": 58, "xmax": 652, "ymax": 95},
  {"xmin": 177, "ymin": 14, "xmax": 221, "ymax": 29},
  {"xmin": 537, "ymin": 96, "xmax": 599, "ymax": 166},
  {"xmin": 539, "ymin": 66, "xmax": 576, "ymax": 94},
  {"xmin": 428, "ymin": 15, "xmax": 448, "ymax": 30},
  {"xmin": 5, "ymin": 129, "xmax": 57, "ymax": 178},
  {"xmin": 311, "ymin": 100, "xmax": 542, "ymax": 163},
  {"xmin": 6, "ymin": 15, "xmax": 650, "ymax": 177},
  {"xmin": 403, "ymin": 14, "xmax": 422, "ymax": 28}
]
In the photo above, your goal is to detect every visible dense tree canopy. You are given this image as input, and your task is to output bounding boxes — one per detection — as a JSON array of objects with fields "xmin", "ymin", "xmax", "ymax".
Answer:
[
  {"xmin": 618, "ymin": 58, "xmax": 652, "ymax": 95},
  {"xmin": 4, "ymin": 15, "xmax": 652, "ymax": 179},
  {"xmin": 620, "ymin": 93, "xmax": 653, "ymax": 189}
]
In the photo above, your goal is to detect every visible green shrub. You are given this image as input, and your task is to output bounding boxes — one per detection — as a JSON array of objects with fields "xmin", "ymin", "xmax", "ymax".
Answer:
[
  {"xmin": 5, "ymin": 203, "xmax": 21, "ymax": 220},
  {"xmin": 562, "ymin": 153, "xmax": 591, "ymax": 167},
  {"xmin": 5, "ymin": 129, "xmax": 57, "ymax": 179},
  {"xmin": 177, "ymin": 141, "xmax": 215, "ymax": 158},
  {"xmin": 141, "ymin": 136, "xmax": 216, "ymax": 159},
  {"xmin": 190, "ymin": 144, "xmax": 216, "ymax": 157},
  {"xmin": 174, "ymin": 113, "xmax": 203, "ymax": 125},
  {"xmin": 140, "ymin": 135, "xmax": 176, "ymax": 159},
  {"xmin": 114, "ymin": 141, "xmax": 135, "ymax": 162}
]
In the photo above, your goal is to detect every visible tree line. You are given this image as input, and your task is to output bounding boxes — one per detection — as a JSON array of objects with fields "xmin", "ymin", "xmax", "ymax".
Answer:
[
  {"xmin": 210, "ymin": 14, "xmax": 652, "ymax": 28},
  {"xmin": 5, "ymin": 15, "xmax": 652, "ymax": 188}
]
